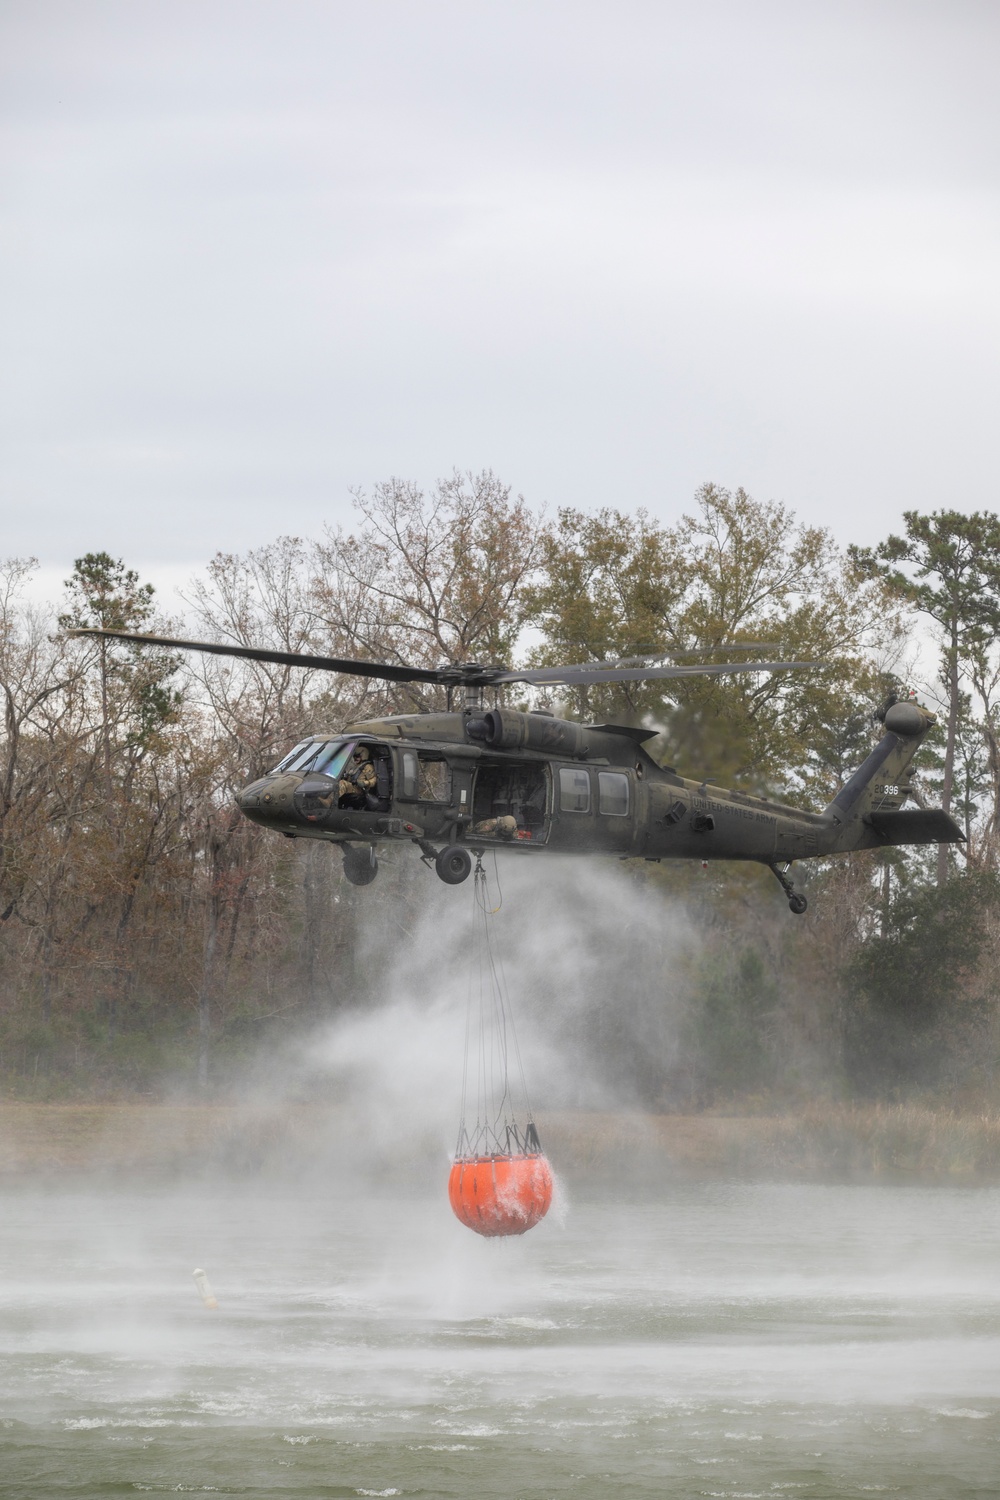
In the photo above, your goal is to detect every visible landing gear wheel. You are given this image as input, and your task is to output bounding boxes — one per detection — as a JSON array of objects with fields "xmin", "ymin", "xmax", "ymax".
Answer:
[
  {"xmin": 435, "ymin": 845, "xmax": 472, "ymax": 885},
  {"xmin": 767, "ymin": 861, "xmax": 807, "ymax": 915},
  {"xmin": 343, "ymin": 844, "xmax": 378, "ymax": 886}
]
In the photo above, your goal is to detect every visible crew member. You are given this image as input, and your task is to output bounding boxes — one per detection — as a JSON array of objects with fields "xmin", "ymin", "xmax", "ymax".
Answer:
[
  {"xmin": 338, "ymin": 745, "xmax": 378, "ymax": 808},
  {"xmin": 471, "ymin": 814, "xmax": 518, "ymax": 839}
]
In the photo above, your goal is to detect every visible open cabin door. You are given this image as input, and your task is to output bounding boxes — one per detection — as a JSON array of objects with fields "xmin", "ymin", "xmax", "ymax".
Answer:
[{"xmin": 467, "ymin": 761, "xmax": 550, "ymax": 845}]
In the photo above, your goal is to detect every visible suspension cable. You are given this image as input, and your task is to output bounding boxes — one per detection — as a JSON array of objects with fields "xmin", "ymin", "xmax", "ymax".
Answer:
[{"xmin": 455, "ymin": 856, "xmax": 538, "ymax": 1159}]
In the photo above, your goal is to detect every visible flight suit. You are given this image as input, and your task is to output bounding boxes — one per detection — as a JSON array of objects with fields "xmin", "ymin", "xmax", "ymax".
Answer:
[
  {"xmin": 472, "ymin": 814, "xmax": 518, "ymax": 839},
  {"xmin": 339, "ymin": 755, "xmax": 378, "ymax": 808}
]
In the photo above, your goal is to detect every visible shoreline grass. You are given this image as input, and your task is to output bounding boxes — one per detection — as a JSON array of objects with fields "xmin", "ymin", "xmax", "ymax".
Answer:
[{"xmin": 3, "ymin": 1101, "xmax": 1000, "ymax": 1185}]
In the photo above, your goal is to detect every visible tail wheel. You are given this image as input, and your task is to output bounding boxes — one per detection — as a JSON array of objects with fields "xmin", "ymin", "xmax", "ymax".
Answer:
[
  {"xmin": 435, "ymin": 845, "xmax": 472, "ymax": 885},
  {"xmin": 788, "ymin": 894, "xmax": 808, "ymax": 915},
  {"xmin": 343, "ymin": 845, "xmax": 378, "ymax": 886}
]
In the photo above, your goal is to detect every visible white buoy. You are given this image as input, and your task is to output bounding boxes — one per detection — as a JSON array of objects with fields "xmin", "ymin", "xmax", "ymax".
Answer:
[{"xmin": 192, "ymin": 1268, "xmax": 218, "ymax": 1309}]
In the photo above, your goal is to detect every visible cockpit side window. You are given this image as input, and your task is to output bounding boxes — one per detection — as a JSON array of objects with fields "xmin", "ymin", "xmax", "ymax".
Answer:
[{"xmin": 311, "ymin": 740, "xmax": 355, "ymax": 779}]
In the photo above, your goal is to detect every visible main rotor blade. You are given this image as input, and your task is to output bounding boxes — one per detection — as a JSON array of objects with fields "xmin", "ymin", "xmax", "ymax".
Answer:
[
  {"xmin": 67, "ymin": 628, "xmax": 822, "ymax": 692},
  {"xmin": 544, "ymin": 643, "xmax": 784, "ymax": 672},
  {"xmin": 665, "ymin": 643, "xmax": 782, "ymax": 659},
  {"xmin": 496, "ymin": 659, "xmax": 821, "ymax": 687},
  {"xmin": 65, "ymin": 628, "xmax": 451, "ymax": 685}
]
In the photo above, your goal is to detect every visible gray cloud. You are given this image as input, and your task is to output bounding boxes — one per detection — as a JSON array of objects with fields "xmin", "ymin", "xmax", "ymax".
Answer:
[{"xmin": 1, "ymin": 0, "xmax": 998, "ymax": 576}]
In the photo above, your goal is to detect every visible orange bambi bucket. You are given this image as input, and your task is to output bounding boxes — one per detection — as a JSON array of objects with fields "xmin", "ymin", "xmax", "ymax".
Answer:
[{"xmin": 448, "ymin": 1153, "xmax": 553, "ymax": 1237}]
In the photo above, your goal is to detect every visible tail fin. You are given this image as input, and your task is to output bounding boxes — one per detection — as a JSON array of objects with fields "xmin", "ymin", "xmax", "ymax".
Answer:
[{"xmin": 824, "ymin": 700, "xmax": 964, "ymax": 853}]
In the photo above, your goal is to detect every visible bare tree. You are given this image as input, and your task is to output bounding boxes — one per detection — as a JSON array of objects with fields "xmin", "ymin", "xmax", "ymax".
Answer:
[{"xmin": 313, "ymin": 471, "xmax": 545, "ymax": 709}]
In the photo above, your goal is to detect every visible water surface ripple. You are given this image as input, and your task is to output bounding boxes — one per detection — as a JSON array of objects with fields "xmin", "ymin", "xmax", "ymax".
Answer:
[{"xmin": 1, "ymin": 1183, "xmax": 999, "ymax": 1497}]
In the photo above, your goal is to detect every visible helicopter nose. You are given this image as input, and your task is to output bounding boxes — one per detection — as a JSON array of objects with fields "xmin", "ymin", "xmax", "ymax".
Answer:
[{"xmin": 235, "ymin": 777, "xmax": 271, "ymax": 811}]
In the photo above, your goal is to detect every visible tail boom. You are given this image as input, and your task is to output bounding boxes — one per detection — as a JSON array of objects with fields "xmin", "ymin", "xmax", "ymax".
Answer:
[{"xmin": 823, "ymin": 700, "xmax": 964, "ymax": 854}]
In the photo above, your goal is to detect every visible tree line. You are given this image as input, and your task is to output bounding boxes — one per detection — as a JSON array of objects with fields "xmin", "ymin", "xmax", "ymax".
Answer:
[{"xmin": 3, "ymin": 473, "xmax": 1000, "ymax": 1105}]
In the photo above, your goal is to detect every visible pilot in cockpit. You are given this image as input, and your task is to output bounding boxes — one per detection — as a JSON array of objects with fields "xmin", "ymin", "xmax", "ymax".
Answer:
[{"xmin": 338, "ymin": 745, "xmax": 378, "ymax": 809}]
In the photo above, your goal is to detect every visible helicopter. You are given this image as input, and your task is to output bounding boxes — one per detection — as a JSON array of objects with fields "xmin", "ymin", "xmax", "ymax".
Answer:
[{"xmin": 70, "ymin": 627, "xmax": 963, "ymax": 914}]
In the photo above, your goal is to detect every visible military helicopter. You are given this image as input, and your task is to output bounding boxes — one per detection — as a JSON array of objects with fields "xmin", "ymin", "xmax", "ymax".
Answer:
[{"xmin": 70, "ymin": 627, "xmax": 963, "ymax": 914}]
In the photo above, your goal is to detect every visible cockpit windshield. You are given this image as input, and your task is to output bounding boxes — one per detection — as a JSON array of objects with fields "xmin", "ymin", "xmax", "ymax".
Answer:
[
  {"xmin": 270, "ymin": 737, "xmax": 357, "ymax": 778},
  {"xmin": 270, "ymin": 739, "xmax": 316, "ymax": 775}
]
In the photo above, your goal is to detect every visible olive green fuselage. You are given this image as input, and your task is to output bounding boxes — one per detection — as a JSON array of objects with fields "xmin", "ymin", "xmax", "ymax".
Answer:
[{"xmin": 235, "ymin": 705, "xmax": 960, "ymax": 871}]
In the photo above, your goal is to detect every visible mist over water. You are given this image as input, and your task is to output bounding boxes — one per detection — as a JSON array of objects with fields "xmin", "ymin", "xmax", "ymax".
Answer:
[
  {"xmin": 4, "ymin": 1184, "xmax": 1000, "ymax": 1498},
  {"xmin": 3, "ymin": 862, "xmax": 1000, "ymax": 1497}
]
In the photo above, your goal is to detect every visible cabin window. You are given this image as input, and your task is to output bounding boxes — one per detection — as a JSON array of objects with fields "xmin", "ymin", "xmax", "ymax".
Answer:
[
  {"xmin": 559, "ymin": 767, "xmax": 591, "ymax": 813},
  {"xmin": 598, "ymin": 771, "xmax": 629, "ymax": 816},
  {"xmin": 400, "ymin": 750, "xmax": 419, "ymax": 799},
  {"xmin": 418, "ymin": 755, "xmax": 452, "ymax": 803}
]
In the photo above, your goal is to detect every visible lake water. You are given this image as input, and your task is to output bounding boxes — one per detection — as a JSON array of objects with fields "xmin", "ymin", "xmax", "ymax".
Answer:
[{"xmin": 2, "ymin": 1181, "xmax": 1000, "ymax": 1498}]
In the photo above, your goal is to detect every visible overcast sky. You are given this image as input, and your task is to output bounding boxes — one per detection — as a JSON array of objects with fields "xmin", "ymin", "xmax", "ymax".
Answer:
[{"xmin": 2, "ymin": 0, "xmax": 998, "ymax": 603}]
